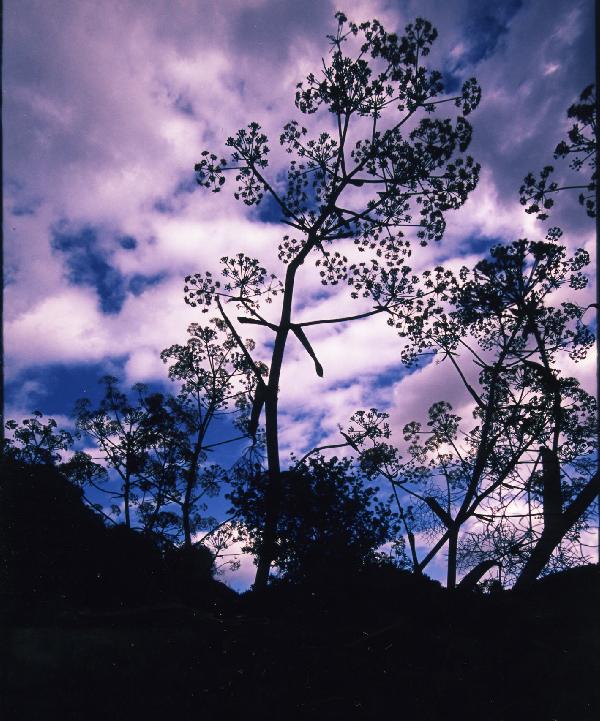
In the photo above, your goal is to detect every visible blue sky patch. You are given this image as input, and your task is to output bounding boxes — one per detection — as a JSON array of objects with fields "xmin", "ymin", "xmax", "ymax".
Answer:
[
  {"xmin": 368, "ymin": 363, "xmax": 414, "ymax": 391},
  {"xmin": 174, "ymin": 94, "xmax": 195, "ymax": 117},
  {"xmin": 51, "ymin": 224, "xmax": 161, "ymax": 311},
  {"xmin": 5, "ymin": 359, "xmax": 130, "ymax": 418},
  {"xmin": 255, "ymin": 192, "xmax": 283, "ymax": 224},
  {"xmin": 434, "ymin": 235, "xmax": 504, "ymax": 265},
  {"xmin": 154, "ymin": 198, "xmax": 174, "ymax": 214},
  {"xmin": 11, "ymin": 200, "xmax": 41, "ymax": 217},
  {"xmin": 154, "ymin": 177, "xmax": 197, "ymax": 213},
  {"xmin": 459, "ymin": 234, "xmax": 501, "ymax": 256},
  {"xmin": 51, "ymin": 225, "xmax": 128, "ymax": 314},
  {"xmin": 6, "ymin": 177, "xmax": 42, "ymax": 216},
  {"xmin": 442, "ymin": 69, "xmax": 462, "ymax": 95},
  {"xmin": 175, "ymin": 176, "xmax": 197, "ymax": 195},
  {"xmin": 462, "ymin": 1, "xmax": 523, "ymax": 66}
]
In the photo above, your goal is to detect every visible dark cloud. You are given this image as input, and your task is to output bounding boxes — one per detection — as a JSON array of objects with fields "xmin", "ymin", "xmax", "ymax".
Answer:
[
  {"xmin": 460, "ymin": 0, "xmax": 523, "ymax": 65},
  {"xmin": 51, "ymin": 225, "xmax": 128, "ymax": 314}
]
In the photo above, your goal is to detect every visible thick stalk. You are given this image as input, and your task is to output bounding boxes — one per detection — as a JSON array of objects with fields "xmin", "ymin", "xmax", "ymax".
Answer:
[
  {"xmin": 182, "ymin": 468, "xmax": 196, "ymax": 549},
  {"xmin": 254, "ymin": 391, "xmax": 283, "ymax": 588},
  {"xmin": 418, "ymin": 529, "xmax": 450, "ymax": 572},
  {"xmin": 397, "ymin": 503, "xmax": 420, "ymax": 575},
  {"xmin": 182, "ymin": 432, "xmax": 205, "ymax": 550},
  {"xmin": 253, "ymin": 276, "xmax": 297, "ymax": 586},
  {"xmin": 514, "ymin": 471, "xmax": 600, "ymax": 590},
  {"xmin": 447, "ymin": 526, "xmax": 458, "ymax": 590},
  {"xmin": 124, "ymin": 471, "xmax": 131, "ymax": 528},
  {"xmin": 253, "ymin": 233, "xmax": 318, "ymax": 588},
  {"xmin": 182, "ymin": 494, "xmax": 192, "ymax": 549}
]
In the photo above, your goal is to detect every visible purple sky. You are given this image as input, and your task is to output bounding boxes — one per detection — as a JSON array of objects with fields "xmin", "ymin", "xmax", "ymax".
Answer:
[{"xmin": 3, "ymin": 0, "xmax": 596, "ymax": 587}]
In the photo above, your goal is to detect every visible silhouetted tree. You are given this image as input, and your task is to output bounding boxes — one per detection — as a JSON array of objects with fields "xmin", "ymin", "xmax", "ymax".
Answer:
[
  {"xmin": 519, "ymin": 81, "xmax": 599, "ymax": 578},
  {"xmin": 159, "ymin": 318, "xmax": 259, "ymax": 550},
  {"xmin": 187, "ymin": 12, "xmax": 481, "ymax": 587},
  {"xmin": 73, "ymin": 340, "xmax": 251, "ymax": 562},
  {"xmin": 228, "ymin": 454, "xmax": 403, "ymax": 583},
  {"xmin": 3, "ymin": 412, "xmax": 73, "ymax": 466},
  {"xmin": 3, "ymin": 412, "xmax": 113, "ymax": 522},
  {"xmin": 389, "ymin": 239, "xmax": 596, "ymax": 588},
  {"xmin": 1, "ymin": 416, "xmax": 224, "ymax": 610},
  {"xmin": 74, "ymin": 377, "xmax": 162, "ymax": 528}
]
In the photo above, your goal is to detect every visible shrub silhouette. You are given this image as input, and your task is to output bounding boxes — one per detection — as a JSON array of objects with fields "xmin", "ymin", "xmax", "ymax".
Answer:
[
  {"xmin": 229, "ymin": 455, "xmax": 401, "ymax": 585},
  {"xmin": 163, "ymin": 543, "xmax": 216, "ymax": 604},
  {"xmin": 0, "ymin": 459, "xmax": 221, "ymax": 615},
  {"xmin": 0, "ymin": 459, "xmax": 106, "ymax": 611}
]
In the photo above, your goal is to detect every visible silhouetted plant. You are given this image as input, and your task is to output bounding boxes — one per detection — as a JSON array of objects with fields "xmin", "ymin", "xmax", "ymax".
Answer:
[
  {"xmin": 74, "ymin": 377, "xmax": 164, "ymax": 529},
  {"xmin": 3, "ymin": 411, "xmax": 74, "ymax": 466},
  {"xmin": 158, "ymin": 318, "xmax": 261, "ymax": 551},
  {"xmin": 2, "ymin": 412, "xmax": 112, "ymax": 521},
  {"xmin": 187, "ymin": 12, "xmax": 481, "ymax": 587},
  {"xmin": 520, "ymin": 84, "xmax": 596, "ymax": 219},
  {"xmin": 389, "ymin": 238, "xmax": 596, "ymax": 588},
  {"xmin": 228, "ymin": 454, "xmax": 404, "ymax": 583},
  {"xmin": 73, "ymin": 345, "xmax": 250, "ymax": 566},
  {"xmin": 310, "ymin": 235, "xmax": 596, "ymax": 588}
]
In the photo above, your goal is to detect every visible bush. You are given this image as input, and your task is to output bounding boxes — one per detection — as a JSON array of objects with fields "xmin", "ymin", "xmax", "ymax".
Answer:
[{"xmin": 229, "ymin": 456, "xmax": 400, "ymax": 584}]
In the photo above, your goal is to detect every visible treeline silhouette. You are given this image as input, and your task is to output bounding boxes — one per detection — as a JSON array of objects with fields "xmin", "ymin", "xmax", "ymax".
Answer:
[
  {"xmin": 2, "ymin": 453, "xmax": 599, "ymax": 720},
  {"xmin": 0, "ymin": 460, "xmax": 234, "ymax": 619}
]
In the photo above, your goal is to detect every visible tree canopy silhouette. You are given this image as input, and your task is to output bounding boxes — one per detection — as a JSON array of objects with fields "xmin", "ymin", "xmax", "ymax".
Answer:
[
  {"xmin": 228, "ymin": 454, "xmax": 403, "ymax": 583},
  {"xmin": 187, "ymin": 12, "xmax": 481, "ymax": 588}
]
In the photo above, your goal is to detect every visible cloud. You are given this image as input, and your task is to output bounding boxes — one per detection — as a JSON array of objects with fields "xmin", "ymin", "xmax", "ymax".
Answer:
[{"xmin": 5, "ymin": 0, "xmax": 594, "ymax": 384}]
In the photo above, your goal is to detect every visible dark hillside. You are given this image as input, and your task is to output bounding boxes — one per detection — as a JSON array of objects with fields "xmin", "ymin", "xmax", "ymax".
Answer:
[{"xmin": 2, "ymin": 461, "xmax": 598, "ymax": 721}]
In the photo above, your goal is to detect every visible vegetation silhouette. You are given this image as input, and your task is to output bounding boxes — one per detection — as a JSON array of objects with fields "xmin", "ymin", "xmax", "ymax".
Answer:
[
  {"xmin": 387, "ymin": 239, "xmax": 595, "ymax": 589},
  {"xmin": 188, "ymin": 11, "xmax": 482, "ymax": 588},
  {"xmin": 228, "ymin": 455, "xmax": 404, "ymax": 584},
  {"xmin": 3, "ymin": 451, "xmax": 598, "ymax": 720},
  {"xmin": 0, "ymin": 457, "xmax": 235, "ymax": 621},
  {"xmin": 520, "ymin": 84, "xmax": 597, "ymax": 220},
  {"xmin": 69, "ymin": 318, "xmax": 257, "ymax": 566}
]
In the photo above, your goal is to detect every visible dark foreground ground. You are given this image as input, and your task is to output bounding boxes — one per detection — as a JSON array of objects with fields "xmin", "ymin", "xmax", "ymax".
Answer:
[{"xmin": 3, "ymin": 564, "xmax": 599, "ymax": 721}]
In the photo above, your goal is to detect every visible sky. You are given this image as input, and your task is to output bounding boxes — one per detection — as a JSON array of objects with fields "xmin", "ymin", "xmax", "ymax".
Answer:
[{"xmin": 3, "ymin": 0, "xmax": 596, "ymax": 588}]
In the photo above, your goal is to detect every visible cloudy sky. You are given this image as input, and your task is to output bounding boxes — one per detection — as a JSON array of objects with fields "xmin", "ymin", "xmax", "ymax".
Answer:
[{"xmin": 3, "ymin": 0, "xmax": 596, "ymax": 586}]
